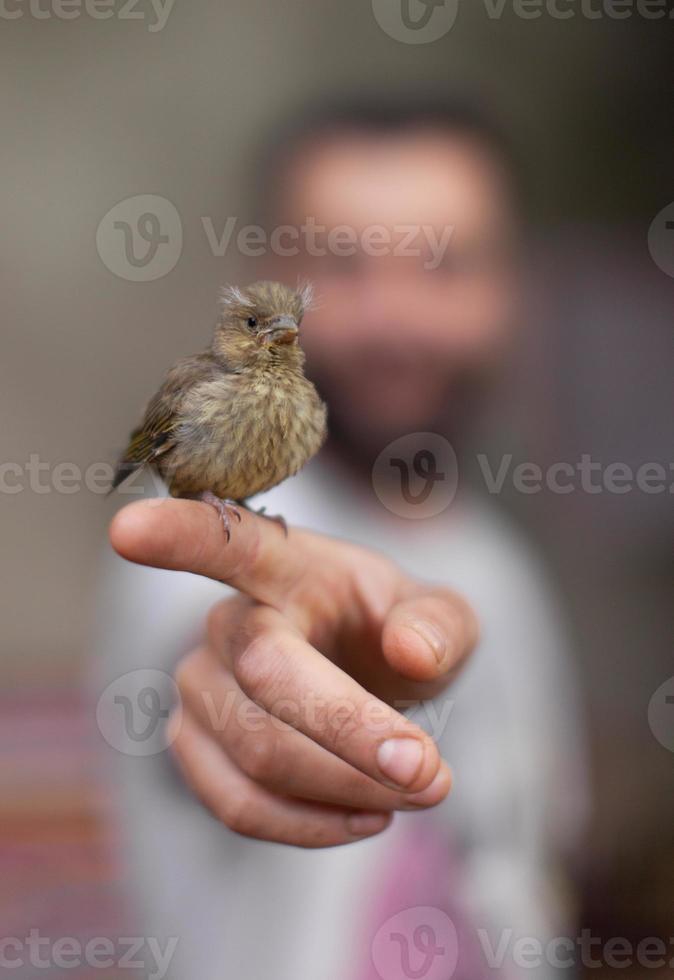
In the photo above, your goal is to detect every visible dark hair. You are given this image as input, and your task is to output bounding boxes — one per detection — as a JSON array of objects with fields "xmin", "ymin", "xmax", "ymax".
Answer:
[{"xmin": 251, "ymin": 94, "xmax": 522, "ymax": 224}]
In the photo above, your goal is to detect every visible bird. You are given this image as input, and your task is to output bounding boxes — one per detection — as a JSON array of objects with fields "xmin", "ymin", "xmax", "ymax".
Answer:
[{"xmin": 110, "ymin": 280, "xmax": 327, "ymax": 538}]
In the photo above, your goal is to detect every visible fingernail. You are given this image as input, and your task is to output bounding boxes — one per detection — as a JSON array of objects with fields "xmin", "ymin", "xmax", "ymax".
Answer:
[
  {"xmin": 407, "ymin": 620, "xmax": 446, "ymax": 664},
  {"xmin": 377, "ymin": 737, "xmax": 425, "ymax": 788},
  {"xmin": 401, "ymin": 764, "xmax": 452, "ymax": 808},
  {"xmin": 346, "ymin": 813, "xmax": 390, "ymax": 838}
]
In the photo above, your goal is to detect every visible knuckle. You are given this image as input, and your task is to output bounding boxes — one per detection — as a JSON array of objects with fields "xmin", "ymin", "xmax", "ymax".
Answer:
[
  {"xmin": 323, "ymin": 697, "xmax": 361, "ymax": 750},
  {"xmin": 233, "ymin": 632, "xmax": 284, "ymax": 698},
  {"xmin": 217, "ymin": 790, "xmax": 256, "ymax": 836},
  {"xmin": 294, "ymin": 815, "xmax": 355, "ymax": 849},
  {"xmin": 234, "ymin": 734, "xmax": 278, "ymax": 784}
]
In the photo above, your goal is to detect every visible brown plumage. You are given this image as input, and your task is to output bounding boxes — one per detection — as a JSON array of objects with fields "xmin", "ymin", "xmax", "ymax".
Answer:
[{"xmin": 111, "ymin": 281, "xmax": 327, "ymax": 536}]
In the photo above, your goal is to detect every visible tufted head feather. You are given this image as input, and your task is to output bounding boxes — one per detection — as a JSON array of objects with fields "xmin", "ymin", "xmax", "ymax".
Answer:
[
  {"xmin": 218, "ymin": 280, "xmax": 315, "ymax": 324},
  {"xmin": 218, "ymin": 284, "xmax": 256, "ymax": 315},
  {"xmin": 296, "ymin": 279, "xmax": 315, "ymax": 313}
]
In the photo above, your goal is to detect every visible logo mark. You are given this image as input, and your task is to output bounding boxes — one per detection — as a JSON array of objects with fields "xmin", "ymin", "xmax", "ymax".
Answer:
[
  {"xmin": 372, "ymin": 433, "xmax": 458, "ymax": 519},
  {"xmin": 371, "ymin": 907, "xmax": 459, "ymax": 980},
  {"xmin": 113, "ymin": 685, "xmax": 169, "ymax": 742},
  {"xmin": 371, "ymin": 0, "xmax": 459, "ymax": 43},
  {"xmin": 96, "ymin": 669, "xmax": 181, "ymax": 756},
  {"xmin": 96, "ymin": 194, "xmax": 182, "ymax": 281},
  {"xmin": 400, "ymin": 0, "xmax": 447, "ymax": 30},
  {"xmin": 647, "ymin": 202, "xmax": 674, "ymax": 278},
  {"xmin": 390, "ymin": 449, "xmax": 445, "ymax": 506},
  {"xmin": 391, "ymin": 924, "xmax": 446, "ymax": 977},
  {"xmin": 648, "ymin": 676, "xmax": 674, "ymax": 753}
]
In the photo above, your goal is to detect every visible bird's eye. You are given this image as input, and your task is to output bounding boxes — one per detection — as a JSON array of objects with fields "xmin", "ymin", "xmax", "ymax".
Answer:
[{"xmin": 246, "ymin": 316, "xmax": 258, "ymax": 329}]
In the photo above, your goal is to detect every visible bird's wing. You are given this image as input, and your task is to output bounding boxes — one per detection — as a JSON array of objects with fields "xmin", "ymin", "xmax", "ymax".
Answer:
[
  {"xmin": 110, "ymin": 353, "xmax": 216, "ymax": 491},
  {"xmin": 109, "ymin": 398, "xmax": 179, "ymax": 491}
]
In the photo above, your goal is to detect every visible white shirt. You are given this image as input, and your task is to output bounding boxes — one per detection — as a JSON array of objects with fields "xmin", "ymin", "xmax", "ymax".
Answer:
[{"xmin": 94, "ymin": 457, "xmax": 587, "ymax": 980}]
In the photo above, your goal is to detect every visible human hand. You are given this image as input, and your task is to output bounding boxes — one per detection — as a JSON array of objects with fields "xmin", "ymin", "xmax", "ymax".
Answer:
[{"xmin": 110, "ymin": 500, "xmax": 478, "ymax": 848}]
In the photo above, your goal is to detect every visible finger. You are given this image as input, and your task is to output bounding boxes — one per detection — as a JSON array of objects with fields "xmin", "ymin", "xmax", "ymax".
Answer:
[
  {"xmin": 169, "ymin": 708, "xmax": 393, "ymax": 848},
  {"xmin": 220, "ymin": 606, "xmax": 444, "ymax": 793},
  {"xmin": 109, "ymin": 498, "xmax": 310, "ymax": 609},
  {"xmin": 382, "ymin": 589, "xmax": 479, "ymax": 683},
  {"xmin": 176, "ymin": 647, "xmax": 452, "ymax": 812}
]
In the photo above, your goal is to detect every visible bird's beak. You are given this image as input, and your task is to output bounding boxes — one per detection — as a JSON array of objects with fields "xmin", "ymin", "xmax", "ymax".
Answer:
[{"xmin": 261, "ymin": 315, "xmax": 299, "ymax": 345}]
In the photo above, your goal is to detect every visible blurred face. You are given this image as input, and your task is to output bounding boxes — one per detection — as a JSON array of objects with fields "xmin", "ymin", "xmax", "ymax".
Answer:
[{"xmin": 268, "ymin": 128, "xmax": 520, "ymax": 455}]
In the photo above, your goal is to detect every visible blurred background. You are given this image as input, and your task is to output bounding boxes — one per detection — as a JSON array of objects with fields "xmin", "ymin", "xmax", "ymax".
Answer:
[{"xmin": 1, "ymin": 1, "xmax": 672, "ymax": 977}]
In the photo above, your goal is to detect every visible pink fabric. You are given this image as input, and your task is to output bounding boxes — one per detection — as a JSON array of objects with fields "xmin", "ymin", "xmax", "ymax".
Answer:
[
  {"xmin": 355, "ymin": 821, "xmax": 489, "ymax": 980},
  {"xmin": 0, "ymin": 688, "xmax": 140, "ymax": 978}
]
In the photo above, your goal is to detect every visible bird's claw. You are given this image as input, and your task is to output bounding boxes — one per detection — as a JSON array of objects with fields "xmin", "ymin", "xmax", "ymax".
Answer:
[
  {"xmin": 267, "ymin": 513, "xmax": 288, "ymax": 537},
  {"xmin": 199, "ymin": 492, "xmax": 242, "ymax": 542},
  {"xmin": 246, "ymin": 504, "xmax": 288, "ymax": 537}
]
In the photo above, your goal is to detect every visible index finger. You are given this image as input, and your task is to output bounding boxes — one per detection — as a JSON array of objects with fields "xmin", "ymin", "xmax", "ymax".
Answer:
[
  {"xmin": 109, "ymin": 498, "xmax": 309, "ymax": 608},
  {"xmin": 215, "ymin": 604, "xmax": 444, "ymax": 794}
]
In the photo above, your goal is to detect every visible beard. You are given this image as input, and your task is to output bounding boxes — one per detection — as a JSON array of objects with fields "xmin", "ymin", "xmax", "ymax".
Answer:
[{"xmin": 305, "ymin": 353, "xmax": 490, "ymax": 477}]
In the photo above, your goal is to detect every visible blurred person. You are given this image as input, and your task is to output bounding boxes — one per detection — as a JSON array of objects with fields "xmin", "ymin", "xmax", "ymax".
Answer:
[{"xmin": 97, "ymin": 98, "xmax": 587, "ymax": 980}]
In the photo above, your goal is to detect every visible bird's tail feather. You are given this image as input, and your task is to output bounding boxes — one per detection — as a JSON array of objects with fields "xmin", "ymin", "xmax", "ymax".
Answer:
[{"xmin": 107, "ymin": 460, "xmax": 140, "ymax": 495}]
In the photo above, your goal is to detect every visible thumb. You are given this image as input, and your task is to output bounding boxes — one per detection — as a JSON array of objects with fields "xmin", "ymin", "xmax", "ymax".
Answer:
[{"xmin": 381, "ymin": 588, "xmax": 479, "ymax": 683}]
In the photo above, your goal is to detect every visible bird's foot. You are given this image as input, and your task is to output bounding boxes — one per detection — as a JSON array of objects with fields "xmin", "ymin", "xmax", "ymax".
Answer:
[
  {"xmin": 245, "ymin": 504, "xmax": 288, "ymax": 537},
  {"xmin": 198, "ymin": 491, "xmax": 242, "ymax": 542}
]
